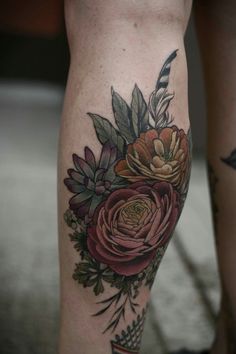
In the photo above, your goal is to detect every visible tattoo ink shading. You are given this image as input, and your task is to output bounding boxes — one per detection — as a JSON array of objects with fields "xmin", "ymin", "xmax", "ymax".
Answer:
[
  {"xmin": 63, "ymin": 50, "xmax": 191, "ymax": 339},
  {"xmin": 111, "ymin": 309, "xmax": 146, "ymax": 354},
  {"xmin": 221, "ymin": 149, "xmax": 236, "ymax": 169}
]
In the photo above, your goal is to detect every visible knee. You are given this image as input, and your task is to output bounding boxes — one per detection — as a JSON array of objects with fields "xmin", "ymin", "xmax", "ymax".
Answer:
[{"xmin": 65, "ymin": 0, "xmax": 189, "ymax": 34}]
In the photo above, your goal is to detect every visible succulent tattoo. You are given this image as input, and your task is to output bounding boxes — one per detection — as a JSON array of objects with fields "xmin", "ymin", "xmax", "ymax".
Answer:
[{"xmin": 64, "ymin": 50, "xmax": 191, "ymax": 341}]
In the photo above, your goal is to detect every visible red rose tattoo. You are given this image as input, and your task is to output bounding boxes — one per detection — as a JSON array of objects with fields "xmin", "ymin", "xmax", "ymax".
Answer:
[{"xmin": 87, "ymin": 181, "xmax": 180, "ymax": 276}]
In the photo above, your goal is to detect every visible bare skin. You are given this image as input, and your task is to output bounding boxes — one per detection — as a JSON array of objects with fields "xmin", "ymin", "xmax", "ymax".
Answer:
[
  {"xmin": 195, "ymin": 1, "xmax": 236, "ymax": 353},
  {"xmin": 58, "ymin": 1, "xmax": 192, "ymax": 353}
]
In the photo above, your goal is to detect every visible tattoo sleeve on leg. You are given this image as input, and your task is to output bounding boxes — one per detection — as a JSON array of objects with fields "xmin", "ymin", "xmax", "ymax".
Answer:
[{"xmin": 63, "ymin": 51, "xmax": 191, "ymax": 343}]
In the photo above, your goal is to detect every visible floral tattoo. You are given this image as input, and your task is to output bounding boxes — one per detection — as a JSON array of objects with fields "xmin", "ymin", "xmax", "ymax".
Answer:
[
  {"xmin": 111, "ymin": 308, "xmax": 146, "ymax": 354},
  {"xmin": 64, "ymin": 50, "xmax": 191, "ymax": 335}
]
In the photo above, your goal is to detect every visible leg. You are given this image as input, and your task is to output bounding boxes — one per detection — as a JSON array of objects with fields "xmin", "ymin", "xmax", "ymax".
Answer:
[
  {"xmin": 58, "ymin": 1, "xmax": 192, "ymax": 353},
  {"xmin": 195, "ymin": 1, "xmax": 236, "ymax": 353}
]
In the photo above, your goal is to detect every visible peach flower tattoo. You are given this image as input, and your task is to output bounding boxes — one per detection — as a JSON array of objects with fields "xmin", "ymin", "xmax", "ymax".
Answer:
[
  {"xmin": 115, "ymin": 127, "xmax": 190, "ymax": 192},
  {"xmin": 63, "ymin": 50, "xmax": 191, "ymax": 337}
]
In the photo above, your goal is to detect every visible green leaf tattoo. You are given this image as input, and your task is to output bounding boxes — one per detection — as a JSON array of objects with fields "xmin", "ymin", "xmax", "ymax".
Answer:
[
  {"xmin": 112, "ymin": 88, "xmax": 136, "ymax": 143},
  {"xmin": 88, "ymin": 113, "xmax": 126, "ymax": 155},
  {"xmin": 131, "ymin": 84, "xmax": 149, "ymax": 135}
]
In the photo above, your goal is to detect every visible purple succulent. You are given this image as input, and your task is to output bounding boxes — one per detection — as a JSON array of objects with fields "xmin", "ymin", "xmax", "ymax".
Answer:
[{"xmin": 64, "ymin": 142, "xmax": 127, "ymax": 223}]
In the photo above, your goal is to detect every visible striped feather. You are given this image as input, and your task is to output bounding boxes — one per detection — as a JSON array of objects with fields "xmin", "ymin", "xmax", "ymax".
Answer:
[{"xmin": 156, "ymin": 50, "xmax": 178, "ymax": 90}]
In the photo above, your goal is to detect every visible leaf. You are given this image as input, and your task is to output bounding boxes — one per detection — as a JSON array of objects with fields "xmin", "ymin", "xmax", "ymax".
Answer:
[
  {"xmin": 72, "ymin": 154, "xmax": 94, "ymax": 179},
  {"xmin": 94, "ymin": 278, "xmax": 105, "ymax": 296},
  {"xmin": 221, "ymin": 149, "xmax": 236, "ymax": 169},
  {"xmin": 64, "ymin": 178, "xmax": 85, "ymax": 193},
  {"xmin": 112, "ymin": 88, "xmax": 136, "ymax": 143},
  {"xmin": 69, "ymin": 190, "xmax": 92, "ymax": 208},
  {"xmin": 88, "ymin": 195, "xmax": 103, "ymax": 218},
  {"xmin": 84, "ymin": 147, "xmax": 97, "ymax": 171},
  {"xmin": 72, "ymin": 234, "xmax": 88, "ymax": 253},
  {"xmin": 86, "ymin": 278, "xmax": 97, "ymax": 287},
  {"xmin": 73, "ymin": 257, "xmax": 107, "ymax": 295},
  {"xmin": 102, "ymin": 274, "xmax": 117, "ymax": 283},
  {"xmin": 99, "ymin": 142, "xmax": 113, "ymax": 170},
  {"xmin": 93, "ymin": 303, "xmax": 112, "ymax": 316},
  {"xmin": 67, "ymin": 170, "xmax": 85, "ymax": 184},
  {"xmin": 131, "ymin": 84, "xmax": 149, "ymax": 134},
  {"xmin": 97, "ymin": 292, "xmax": 120, "ymax": 304},
  {"xmin": 88, "ymin": 113, "xmax": 126, "ymax": 156},
  {"xmin": 74, "ymin": 273, "xmax": 88, "ymax": 283},
  {"xmin": 77, "ymin": 262, "xmax": 91, "ymax": 272}
]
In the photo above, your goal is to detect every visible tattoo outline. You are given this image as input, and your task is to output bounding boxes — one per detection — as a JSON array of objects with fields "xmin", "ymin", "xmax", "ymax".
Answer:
[{"xmin": 111, "ymin": 308, "xmax": 146, "ymax": 354}]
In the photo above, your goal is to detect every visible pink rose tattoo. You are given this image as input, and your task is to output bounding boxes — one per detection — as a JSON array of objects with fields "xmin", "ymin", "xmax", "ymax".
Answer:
[{"xmin": 87, "ymin": 181, "xmax": 179, "ymax": 276}]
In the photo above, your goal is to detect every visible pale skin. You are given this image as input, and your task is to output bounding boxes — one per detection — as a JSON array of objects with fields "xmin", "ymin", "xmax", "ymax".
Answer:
[{"xmin": 58, "ymin": 0, "xmax": 236, "ymax": 353}]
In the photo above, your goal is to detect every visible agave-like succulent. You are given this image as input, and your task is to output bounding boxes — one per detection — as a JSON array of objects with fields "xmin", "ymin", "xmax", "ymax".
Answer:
[{"xmin": 64, "ymin": 142, "xmax": 126, "ymax": 223}]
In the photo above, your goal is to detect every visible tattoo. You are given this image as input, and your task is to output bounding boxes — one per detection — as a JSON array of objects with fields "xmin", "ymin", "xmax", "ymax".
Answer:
[
  {"xmin": 207, "ymin": 162, "xmax": 219, "ymax": 239},
  {"xmin": 221, "ymin": 149, "xmax": 236, "ymax": 169},
  {"xmin": 63, "ymin": 50, "xmax": 191, "ymax": 335},
  {"xmin": 111, "ymin": 309, "xmax": 146, "ymax": 354}
]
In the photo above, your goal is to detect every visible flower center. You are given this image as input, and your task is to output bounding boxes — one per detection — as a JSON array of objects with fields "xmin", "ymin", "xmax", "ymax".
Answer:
[{"xmin": 121, "ymin": 199, "xmax": 149, "ymax": 225}]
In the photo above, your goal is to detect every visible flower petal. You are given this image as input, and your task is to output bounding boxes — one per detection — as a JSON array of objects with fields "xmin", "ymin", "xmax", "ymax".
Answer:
[
  {"xmin": 99, "ymin": 142, "xmax": 112, "ymax": 169},
  {"xmin": 69, "ymin": 190, "xmax": 93, "ymax": 209},
  {"xmin": 73, "ymin": 155, "xmax": 94, "ymax": 179},
  {"xmin": 84, "ymin": 146, "xmax": 96, "ymax": 171},
  {"xmin": 110, "ymin": 252, "xmax": 156, "ymax": 276},
  {"xmin": 64, "ymin": 178, "xmax": 85, "ymax": 193},
  {"xmin": 68, "ymin": 170, "xmax": 85, "ymax": 184}
]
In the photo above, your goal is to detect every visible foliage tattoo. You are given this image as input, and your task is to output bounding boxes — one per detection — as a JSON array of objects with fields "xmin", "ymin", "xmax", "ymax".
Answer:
[
  {"xmin": 64, "ymin": 50, "xmax": 191, "ymax": 333},
  {"xmin": 111, "ymin": 308, "xmax": 146, "ymax": 354}
]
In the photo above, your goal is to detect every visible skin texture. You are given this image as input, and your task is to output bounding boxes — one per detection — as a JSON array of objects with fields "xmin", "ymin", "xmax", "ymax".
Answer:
[
  {"xmin": 195, "ymin": 1, "xmax": 236, "ymax": 353},
  {"xmin": 58, "ymin": 1, "xmax": 192, "ymax": 353}
]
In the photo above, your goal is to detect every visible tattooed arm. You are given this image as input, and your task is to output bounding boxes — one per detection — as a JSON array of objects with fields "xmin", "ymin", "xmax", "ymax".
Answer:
[{"xmin": 58, "ymin": 1, "xmax": 192, "ymax": 353}]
